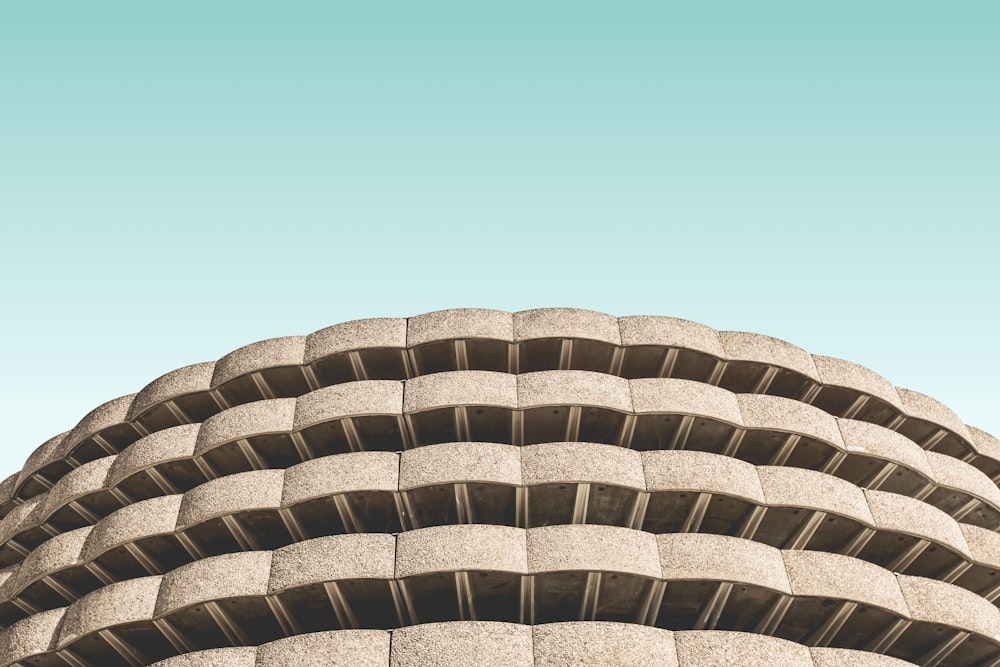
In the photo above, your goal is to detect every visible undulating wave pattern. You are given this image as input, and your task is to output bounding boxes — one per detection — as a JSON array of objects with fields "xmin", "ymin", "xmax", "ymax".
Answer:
[{"xmin": 1, "ymin": 310, "xmax": 998, "ymax": 666}]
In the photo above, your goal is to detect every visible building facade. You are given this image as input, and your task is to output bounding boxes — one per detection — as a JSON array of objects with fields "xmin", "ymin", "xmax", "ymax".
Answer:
[{"xmin": 0, "ymin": 309, "xmax": 998, "ymax": 666}]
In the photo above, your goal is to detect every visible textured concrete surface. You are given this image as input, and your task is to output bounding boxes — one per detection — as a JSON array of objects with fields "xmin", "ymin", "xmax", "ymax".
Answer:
[
  {"xmin": 719, "ymin": 331, "xmax": 819, "ymax": 381},
  {"xmin": 130, "ymin": 362, "xmax": 217, "ymax": 419},
  {"xmin": 403, "ymin": 371, "xmax": 517, "ymax": 411},
  {"xmin": 408, "ymin": 308, "xmax": 514, "ymax": 346},
  {"xmin": 533, "ymin": 622, "xmax": 678, "ymax": 666},
  {"xmin": 1, "ymin": 311, "xmax": 999, "ymax": 666},
  {"xmin": 618, "ymin": 316, "xmax": 724, "ymax": 356},
  {"xmin": 390, "ymin": 622, "xmax": 534, "ymax": 667}
]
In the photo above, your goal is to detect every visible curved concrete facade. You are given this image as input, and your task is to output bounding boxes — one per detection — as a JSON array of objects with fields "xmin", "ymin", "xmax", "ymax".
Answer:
[{"xmin": 1, "ymin": 309, "xmax": 998, "ymax": 666}]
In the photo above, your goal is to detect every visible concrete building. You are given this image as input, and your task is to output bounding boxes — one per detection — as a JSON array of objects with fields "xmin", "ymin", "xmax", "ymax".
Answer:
[{"xmin": 0, "ymin": 309, "xmax": 998, "ymax": 666}]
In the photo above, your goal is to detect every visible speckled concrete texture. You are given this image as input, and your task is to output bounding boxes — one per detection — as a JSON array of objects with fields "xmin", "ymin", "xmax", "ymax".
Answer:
[
  {"xmin": 150, "ymin": 648, "xmax": 257, "ymax": 667},
  {"xmin": 177, "ymin": 469, "xmax": 284, "ymax": 527},
  {"xmin": 58, "ymin": 393, "xmax": 137, "ymax": 458},
  {"xmin": 408, "ymin": 308, "xmax": 514, "ymax": 346},
  {"xmin": 283, "ymin": 452, "xmax": 398, "ymax": 505},
  {"xmin": 617, "ymin": 316, "xmax": 725, "ymax": 356},
  {"xmin": 293, "ymin": 381, "xmax": 403, "ymax": 429},
  {"xmin": 657, "ymin": 534, "xmax": 790, "ymax": 593},
  {"xmin": 521, "ymin": 442, "xmax": 644, "ymax": 488},
  {"xmin": 155, "ymin": 552, "xmax": 271, "ymax": 615},
  {"xmin": 528, "ymin": 525, "xmax": 660, "ymax": 578},
  {"xmin": 389, "ymin": 622, "xmax": 534, "ymax": 667},
  {"xmin": 514, "ymin": 308, "xmax": 621, "ymax": 344},
  {"xmin": 16, "ymin": 433, "xmax": 68, "ymax": 489},
  {"xmin": 837, "ymin": 419, "xmax": 933, "ymax": 479},
  {"xmin": 0, "ymin": 607, "xmax": 65, "ymax": 664},
  {"xmin": 897, "ymin": 388, "xmax": 972, "ymax": 441},
  {"xmin": 258, "ymin": 630, "xmax": 390, "ymax": 666},
  {"xmin": 195, "ymin": 399, "xmax": 296, "ymax": 454},
  {"xmin": 533, "ymin": 622, "xmax": 678, "ymax": 667},
  {"xmin": 107, "ymin": 423, "xmax": 199, "ymax": 486},
  {"xmin": 404, "ymin": 371, "xmax": 517, "ymax": 412},
  {"xmin": 518, "ymin": 371, "xmax": 631, "ymax": 411},
  {"xmin": 969, "ymin": 425, "xmax": 1000, "ymax": 462},
  {"xmin": 396, "ymin": 525, "xmax": 527, "ymax": 578},
  {"xmin": 864, "ymin": 489, "xmax": 971, "ymax": 558},
  {"xmin": 642, "ymin": 451, "xmax": 764, "ymax": 501},
  {"xmin": 13, "ymin": 526, "xmax": 91, "ymax": 592},
  {"xmin": 810, "ymin": 648, "xmax": 920, "ymax": 667},
  {"xmin": 925, "ymin": 450, "xmax": 1000, "ymax": 509},
  {"xmin": 269, "ymin": 535, "xmax": 395, "ymax": 592},
  {"xmin": 82, "ymin": 494, "xmax": 183, "ymax": 560},
  {"xmin": 737, "ymin": 394, "xmax": 842, "ymax": 447},
  {"xmin": 896, "ymin": 573, "xmax": 1000, "ymax": 638},
  {"xmin": 130, "ymin": 361, "xmax": 217, "ymax": 419},
  {"xmin": 212, "ymin": 336, "xmax": 307, "ymax": 386},
  {"xmin": 674, "ymin": 631, "xmax": 813, "ymax": 666},
  {"xmin": 757, "ymin": 466, "xmax": 873, "ymax": 525},
  {"xmin": 781, "ymin": 550, "xmax": 908, "ymax": 616},
  {"xmin": 811, "ymin": 356, "xmax": 902, "ymax": 410},
  {"xmin": 58, "ymin": 575, "xmax": 161, "ymax": 644},
  {"xmin": 959, "ymin": 523, "xmax": 1000, "ymax": 568},
  {"xmin": 719, "ymin": 331, "xmax": 818, "ymax": 380},
  {"xmin": 400, "ymin": 442, "xmax": 520, "ymax": 488},
  {"xmin": 304, "ymin": 317, "xmax": 407, "ymax": 362},
  {"xmin": 40, "ymin": 455, "xmax": 115, "ymax": 517},
  {"xmin": 630, "ymin": 378, "xmax": 743, "ymax": 425}
]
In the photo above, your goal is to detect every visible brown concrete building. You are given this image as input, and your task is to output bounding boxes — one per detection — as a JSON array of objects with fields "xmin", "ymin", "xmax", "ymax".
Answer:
[{"xmin": 1, "ymin": 309, "xmax": 998, "ymax": 666}]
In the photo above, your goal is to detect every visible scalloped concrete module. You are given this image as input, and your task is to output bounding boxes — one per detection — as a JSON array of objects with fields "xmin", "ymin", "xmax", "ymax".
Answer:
[{"xmin": 1, "ymin": 309, "xmax": 999, "ymax": 667}]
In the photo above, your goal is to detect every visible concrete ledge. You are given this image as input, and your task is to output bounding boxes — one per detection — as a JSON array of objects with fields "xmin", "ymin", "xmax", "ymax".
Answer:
[
  {"xmin": 618, "ymin": 316, "xmax": 725, "ymax": 356},
  {"xmin": 283, "ymin": 452, "xmax": 398, "ymax": 505},
  {"xmin": 408, "ymin": 309, "xmax": 514, "ymax": 346},
  {"xmin": 390, "ymin": 621, "xmax": 533, "ymax": 667},
  {"xmin": 533, "ymin": 622, "xmax": 678, "ymax": 667},
  {"xmin": 630, "ymin": 378, "xmax": 743, "ymax": 425},
  {"xmin": 400, "ymin": 443, "xmax": 521, "ymax": 488},
  {"xmin": 58, "ymin": 575, "xmax": 161, "ymax": 645},
  {"xmin": 212, "ymin": 336, "xmax": 306, "ymax": 386},
  {"xmin": 130, "ymin": 362, "xmax": 216, "ymax": 420},
  {"xmin": 195, "ymin": 399, "xmax": 296, "ymax": 455},
  {"xmin": 404, "ymin": 371, "xmax": 517, "ymax": 412},
  {"xmin": 107, "ymin": 423, "xmax": 199, "ymax": 487},
  {"xmin": 0, "ymin": 607, "xmax": 65, "ymax": 665},
  {"xmin": 269, "ymin": 535, "xmax": 395, "ymax": 592},
  {"xmin": 514, "ymin": 309, "xmax": 621, "ymax": 344},
  {"xmin": 258, "ymin": 630, "xmax": 390, "ymax": 667},
  {"xmin": 82, "ymin": 494, "xmax": 183, "ymax": 561},
  {"xmin": 305, "ymin": 317, "xmax": 407, "ymax": 362},
  {"xmin": 720, "ymin": 331, "xmax": 819, "ymax": 381},
  {"xmin": 529, "ymin": 525, "xmax": 660, "ymax": 578},
  {"xmin": 293, "ymin": 381, "xmax": 403, "ymax": 429},
  {"xmin": 155, "ymin": 552, "xmax": 271, "ymax": 615},
  {"xmin": 521, "ymin": 442, "xmax": 644, "ymax": 488},
  {"xmin": 396, "ymin": 525, "xmax": 527, "ymax": 578},
  {"xmin": 642, "ymin": 450, "xmax": 764, "ymax": 502},
  {"xmin": 518, "ymin": 371, "xmax": 631, "ymax": 411},
  {"xmin": 812, "ymin": 356, "xmax": 902, "ymax": 410},
  {"xmin": 782, "ymin": 549, "xmax": 909, "ymax": 616},
  {"xmin": 177, "ymin": 469, "xmax": 284, "ymax": 528},
  {"xmin": 674, "ymin": 630, "xmax": 813, "ymax": 666},
  {"xmin": 657, "ymin": 534, "xmax": 790, "ymax": 594}
]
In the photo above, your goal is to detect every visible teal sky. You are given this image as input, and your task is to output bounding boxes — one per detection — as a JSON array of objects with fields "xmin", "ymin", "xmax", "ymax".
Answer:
[{"xmin": 1, "ymin": 0, "xmax": 997, "ymax": 476}]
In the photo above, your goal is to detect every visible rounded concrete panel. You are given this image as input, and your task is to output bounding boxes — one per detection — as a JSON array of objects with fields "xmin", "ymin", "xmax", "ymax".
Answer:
[
  {"xmin": 407, "ymin": 308, "xmax": 514, "ymax": 346},
  {"xmin": 130, "ymin": 362, "xmax": 217, "ymax": 419},
  {"xmin": 390, "ymin": 621, "xmax": 534, "ymax": 667}
]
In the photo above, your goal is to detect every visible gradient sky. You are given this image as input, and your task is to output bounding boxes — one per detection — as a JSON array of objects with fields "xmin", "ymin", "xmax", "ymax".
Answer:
[{"xmin": 1, "ymin": 0, "xmax": 997, "ymax": 477}]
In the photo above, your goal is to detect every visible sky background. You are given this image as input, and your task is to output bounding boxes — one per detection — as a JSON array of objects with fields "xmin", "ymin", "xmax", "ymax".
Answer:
[{"xmin": 0, "ymin": 0, "xmax": 997, "ymax": 478}]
